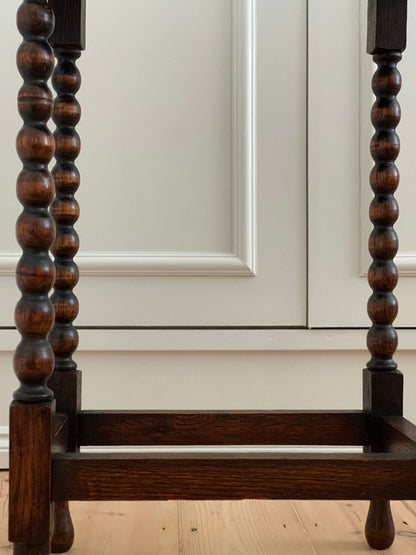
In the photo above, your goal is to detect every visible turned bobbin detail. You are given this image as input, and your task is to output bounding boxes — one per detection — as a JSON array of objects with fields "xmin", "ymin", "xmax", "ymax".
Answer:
[
  {"xmin": 366, "ymin": 51, "xmax": 402, "ymax": 372},
  {"xmin": 14, "ymin": 0, "xmax": 56, "ymax": 403},
  {"xmin": 364, "ymin": 2, "xmax": 407, "ymax": 548},
  {"xmin": 48, "ymin": 43, "xmax": 82, "ymax": 555},
  {"xmin": 49, "ymin": 48, "xmax": 81, "ymax": 373},
  {"xmin": 47, "ymin": 19, "xmax": 84, "ymax": 554},
  {"xmin": 10, "ymin": 1, "xmax": 416, "ymax": 554},
  {"xmin": 9, "ymin": 2, "xmax": 56, "ymax": 552}
]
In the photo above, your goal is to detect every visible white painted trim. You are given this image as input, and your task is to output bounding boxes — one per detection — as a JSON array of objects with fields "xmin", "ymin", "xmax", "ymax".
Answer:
[
  {"xmin": 0, "ymin": 252, "xmax": 254, "ymax": 277},
  {"xmin": 81, "ymin": 446, "xmax": 362, "ymax": 454},
  {"xmin": 3, "ymin": 327, "xmax": 416, "ymax": 352},
  {"xmin": 0, "ymin": 427, "xmax": 8, "ymax": 470},
  {"xmin": 361, "ymin": 252, "xmax": 416, "ymax": 277},
  {"xmin": 74, "ymin": 329, "xmax": 371, "ymax": 352},
  {"xmin": 233, "ymin": 0, "xmax": 257, "ymax": 276},
  {"xmin": 394, "ymin": 253, "xmax": 416, "ymax": 275},
  {"xmin": 359, "ymin": 0, "xmax": 374, "ymax": 277},
  {"xmin": 0, "ymin": 0, "xmax": 256, "ymax": 278}
]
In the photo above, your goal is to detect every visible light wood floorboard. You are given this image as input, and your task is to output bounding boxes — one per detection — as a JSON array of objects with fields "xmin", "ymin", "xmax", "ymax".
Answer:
[{"xmin": 1, "ymin": 473, "xmax": 416, "ymax": 553}]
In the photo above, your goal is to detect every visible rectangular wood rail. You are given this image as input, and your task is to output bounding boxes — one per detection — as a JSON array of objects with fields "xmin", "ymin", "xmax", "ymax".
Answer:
[
  {"xmin": 52, "ymin": 451, "xmax": 416, "ymax": 502},
  {"xmin": 78, "ymin": 410, "xmax": 370, "ymax": 446},
  {"xmin": 8, "ymin": 0, "xmax": 414, "ymax": 553},
  {"xmin": 378, "ymin": 416, "xmax": 416, "ymax": 453}
]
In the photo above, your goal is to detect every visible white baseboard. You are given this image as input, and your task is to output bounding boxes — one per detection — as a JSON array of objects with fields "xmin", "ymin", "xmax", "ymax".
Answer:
[
  {"xmin": 3, "ymin": 328, "xmax": 416, "ymax": 352},
  {"xmin": 0, "ymin": 427, "xmax": 8, "ymax": 469},
  {"xmin": 0, "ymin": 426, "xmax": 361, "ymax": 470}
]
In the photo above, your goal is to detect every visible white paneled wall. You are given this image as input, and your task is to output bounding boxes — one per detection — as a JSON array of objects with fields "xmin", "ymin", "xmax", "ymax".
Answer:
[
  {"xmin": 1, "ymin": 0, "xmax": 307, "ymax": 326},
  {"xmin": 1, "ymin": 0, "xmax": 416, "ymax": 468},
  {"xmin": 1, "ymin": 346, "xmax": 416, "ymax": 467},
  {"xmin": 309, "ymin": 0, "xmax": 416, "ymax": 326}
]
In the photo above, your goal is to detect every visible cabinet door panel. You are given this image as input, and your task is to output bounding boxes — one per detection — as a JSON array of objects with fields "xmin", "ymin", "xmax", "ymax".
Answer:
[
  {"xmin": 309, "ymin": 0, "xmax": 416, "ymax": 328},
  {"xmin": 0, "ymin": 0, "xmax": 307, "ymax": 326}
]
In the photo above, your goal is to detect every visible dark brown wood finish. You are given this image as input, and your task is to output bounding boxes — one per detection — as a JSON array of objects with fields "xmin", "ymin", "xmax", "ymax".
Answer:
[
  {"xmin": 9, "ymin": 1, "xmax": 416, "ymax": 553},
  {"xmin": 365, "ymin": 500, "xmax": 395, "ymax": 551},
  {"xmin": 367, "ymin": 0, "xmax": 407, "ymax": 54},
  {"xmin": 48, "ymin": 371, "xmax": 81, "ymax": 452},
  {"xmin": 49, "ymin": 0, "xmax": 86, "ymax": 50},
  {"xmin": 78, "ymin": 410, "xmax": 370, "ymax": 446},
  {"xmin": 47, "ymin": 4, "xmax": 85, "ymax": 552},
  {"xmin": 52, "ymin": 452, "xmax": 416, "ymax": 502},
  {"xmin": 10, "ymin": 403, "xmax": 54, "ymax": 554},
  {"xmin": 364, "ymin": 0, "xmax": 408, "ymax": 550},
  {"xmin": 10, "ymin": 1, "xmax": 56, "ymax": 553},
  {"xmin": 364, "ymin": 0, "xmax": 407, "ymax": 414},
  {"xmin": 53, "ymin": 412, "xmax": 69, "ymax": 452},
  {"xmin": 14, "ymin": 0, "xmax": 56, "ymax": 405},
  {"xmin": 379, "ymin": 416, "xmax": 416, "ymax": 453},
  {"xmin": 50, "ymin": 501, "xmax": 74, "ymax": 555},
  {"xmin": 365, "ymin": 47, "xmax": 403, "ymax": 374},
  {"xmin": 50, "ymin": 378, "xmax": 79, "ymax": 550},
  {"xmin": 48, "ymin": 30, "xmax": 81, "ymax": 379},
  {"xmin": 47, "ymin": 41, "xmax": 82, "ymax": 449}
]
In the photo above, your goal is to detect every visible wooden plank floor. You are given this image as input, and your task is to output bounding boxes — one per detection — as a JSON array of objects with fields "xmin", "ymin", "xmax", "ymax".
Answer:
[{"xmin": 1, "ymin": 472, "xmax": 416, "ymax": 553}]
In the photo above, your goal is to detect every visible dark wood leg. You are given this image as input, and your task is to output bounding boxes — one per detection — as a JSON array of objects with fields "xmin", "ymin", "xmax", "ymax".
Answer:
[
  {"xmin": 365, "ymin": 500, "xmax": 395, "ymax": 550},
  {"xmin": 364, "ymin": 1, "xmax": 407, "ymax": 549},
  {"xmin": 13, "ymin": 544, "xmax": 51, "ymax": 555},
  {"xmin": 10, "ymin": 1, "xmax": 56, "ymax": 553},
  {"xmin": 51, "ymin": 502, "xmax": 74, "ymax": 554},
  {"xmin": 9, "ymin": 403, "xmax": 54, "ymax": 554},
  {"xmin": 363, "ymin": 370, "xmax": 403, "ymax": 550},
  {"xmin": 49, "ymin": 374, "xmax": 80, "ymax": 553},
  {"xmin": 46, "ymin": 5, "xmax": 85, "ymax": 550}
]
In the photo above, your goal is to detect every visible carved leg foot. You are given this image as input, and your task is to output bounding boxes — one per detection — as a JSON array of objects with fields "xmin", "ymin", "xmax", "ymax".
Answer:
[
  {"xmin": 365, "ymin": 500, "xmax": 395, "ymax": 550},
  {"xmin": 13, "ymin": 544, "xmax": 50, "ymax": 555},
  {"xmin": 51, "ymin": 502, "xmax": 74, "ymax": 553}
]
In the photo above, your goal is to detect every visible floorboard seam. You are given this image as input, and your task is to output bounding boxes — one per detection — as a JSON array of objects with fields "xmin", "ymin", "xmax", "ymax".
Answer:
[{"xmin": 289, "ymin": 501, "xmax": 318, "ymax": 555}]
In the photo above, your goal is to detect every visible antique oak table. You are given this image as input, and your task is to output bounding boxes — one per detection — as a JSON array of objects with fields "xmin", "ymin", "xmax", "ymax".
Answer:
[{"xmin": 8, "ymin": 0, "xmax": 416, "ymax": 553}]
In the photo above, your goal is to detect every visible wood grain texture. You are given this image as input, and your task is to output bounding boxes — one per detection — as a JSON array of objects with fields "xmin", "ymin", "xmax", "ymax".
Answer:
[
  {"xmin": 179, "ymin": 499, "xmax": 315, "ymax": 555},
  {"xmin": 11, "ymin": 2, "xmax": 56, "ymax": 552},
  {"xmin": 365, "ymin": 500, "xmax": 395, "ymax": 550},
  {"xmin": 292, "ymin": 499, "xmax": 416, "ymax": 555},
  {"xmin": 363, "ymin": 368, "xmax": 403, "ymax": 419},
  {"xmin": 51, "ymin": 501, "xmax": 74, "ymax": 553},
  {"xmin": 365, "ymin": 6, "xmax": 406, "ymax": 431},
  {"xmin": 49, "ymin": 46, "xmax": 81, "ymax": 376},
  {"xmin": 367, "ymin": 0, "xmax": 407, "ymax": 54},
  {"xmin": 68, "ymin": 500, "xmax": 178, "ymax": 554},
  {"xmin": 379, "ymin": 416, "xmax": 416, "ymax": 454},
  {"xmin": 8, "ymin": 2, "xmax": 416, "ymax": 554},
  {"xmin": 78, "ymin": 410, "xmax": 369, "ymax": 446},
  {"xmin": 366, "ymin": 49, "xmax": 402, "ymax": 373},
  {"xmin": 364, "ymin": 2, "xmax": 408, "ymax": 548},
  {"xmin": 48, "ymin": 39, "xmax": 82, "ymax": 460},
  {"xmin": 47, "ymin": 35, "xmax": 83, "ymax": 553},
  {"xmin": 49, "ymin": 0, "xmax": 86, "ymax": 50},
  {"xmin": 9, "ymin": 403, "xmax": 53, "ymax": 548},
  {"xmin": 52, "ymin": 452, "xmax": 416, "ymax": 502},
  {"xmin": 4, "ymin": 474, "xmax": 416, "ymax": 554},
  {"xmin": 291, "ymin": 499, "xmax": 367, "ymax": 554},
  {"xmin": 14, "ymin": 0, "xmax": 56, "ymax": 404},
  {"xmin": 48, "ymin": 371, "xmax": 81, "ymax": 453}
]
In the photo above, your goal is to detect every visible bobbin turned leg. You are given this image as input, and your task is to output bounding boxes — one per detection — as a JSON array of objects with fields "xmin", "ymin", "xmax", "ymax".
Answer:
[
  {"xmin": 49, "ymin": 43, "xmax": 81, "ymax": 555},
  {"xmin": 364, "ymin": 0, "xmax": 407, "ymax": 550},
  {"xmin": 46, "ymin": 2, "xmax": 85, "ymax": 551},
  {"xmin": 9, "ymin": 1, "xmax": 56, "ymax": 553}
]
